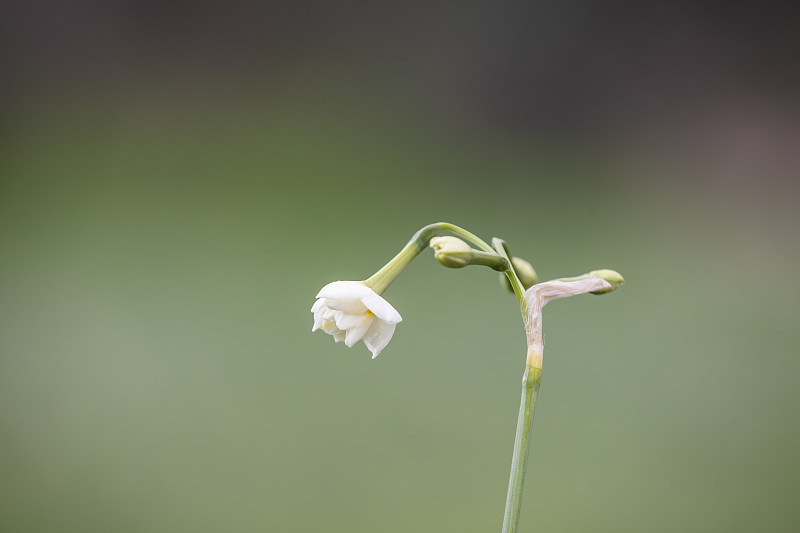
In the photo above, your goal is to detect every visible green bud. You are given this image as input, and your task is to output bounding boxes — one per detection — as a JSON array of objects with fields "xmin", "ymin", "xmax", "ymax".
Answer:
[
  {"xmin": 500, "ymin": 257, "xmax": 539, "ymax": 292},
  {"xmin": 429, "ymin": 236, "xmax": 473, "ymax": 268},
  {"xmin": 512, "ymin": 257, "xmax": 538, "ymax": 288},
  {"xmin": 430, "ymin": 236, "xmax": 509, "ymax": 271},
  {"xmin": 586, "ymin": 269, "xmax": 625, "ymax": 294}
]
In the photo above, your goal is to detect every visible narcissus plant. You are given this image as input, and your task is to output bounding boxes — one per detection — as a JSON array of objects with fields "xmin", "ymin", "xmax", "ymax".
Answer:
[{"xmin": 311, "ymin": 222, "xmax": 624, "ymax": 533}]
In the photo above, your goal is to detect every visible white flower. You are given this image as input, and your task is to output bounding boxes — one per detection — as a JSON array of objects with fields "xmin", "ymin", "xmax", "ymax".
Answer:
[{"xmin": 311, "ymin": 281, "xmax": 402, "ymax": 358}]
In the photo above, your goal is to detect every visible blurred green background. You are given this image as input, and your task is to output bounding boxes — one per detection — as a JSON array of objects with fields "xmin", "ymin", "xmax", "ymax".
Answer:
[{"xmin": 2, "ymin": 2, "xmax": 799, "ymax": 532}]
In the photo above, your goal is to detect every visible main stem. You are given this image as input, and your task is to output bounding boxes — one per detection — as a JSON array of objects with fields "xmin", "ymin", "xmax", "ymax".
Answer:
[{"xmin": 501, "ymin": 362, "xmax": 542, "ymax": 533}]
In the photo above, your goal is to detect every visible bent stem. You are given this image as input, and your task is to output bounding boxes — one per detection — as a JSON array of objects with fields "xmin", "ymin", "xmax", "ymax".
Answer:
[
  {"xmin": 502, "ymin": 360, "xmax": 541, "ymax": 533},
  {"xmin": 365, "ymin": 222, "xmax": 508, "ymax": 294}
]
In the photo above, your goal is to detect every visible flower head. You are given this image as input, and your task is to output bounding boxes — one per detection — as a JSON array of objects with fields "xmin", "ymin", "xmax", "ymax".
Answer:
[{"xmin": 311, "ymin": 281, "xmax": 402, "ymax": 358}]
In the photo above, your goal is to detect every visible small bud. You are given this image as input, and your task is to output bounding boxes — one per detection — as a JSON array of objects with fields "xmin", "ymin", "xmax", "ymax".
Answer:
[
  {"xmin": 429, "ymin": 236, "xmax": 474, "ymax": 268},
  {"xmin": 512, "ymin": 257, "xmax": 538, "ymax": 288},
  {"xmin": 500, "ymin": 257, "xmax": 539, "ymax": 291},
  {"xmin": 587, "ymin": 269, "xmax": 625, "ymax": 294}
]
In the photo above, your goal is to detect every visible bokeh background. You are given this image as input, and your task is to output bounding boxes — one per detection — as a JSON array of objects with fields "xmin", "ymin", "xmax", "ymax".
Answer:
[{"xmin": 2, "ymin": 2, "xmax": 799, "ymax": 532}]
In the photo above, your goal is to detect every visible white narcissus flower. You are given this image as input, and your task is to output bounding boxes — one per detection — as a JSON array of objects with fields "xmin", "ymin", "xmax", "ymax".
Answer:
[{"xmin": 311, "ymin": 281, "xmax": 402, "ymax": 358}]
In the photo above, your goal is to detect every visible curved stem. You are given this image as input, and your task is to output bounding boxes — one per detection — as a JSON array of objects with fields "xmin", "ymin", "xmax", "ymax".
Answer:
[
  {"xmin": 501, "ymin": 363, "xmax": 541, "ymax": 533},
  {"xmin": 365, "ymin": 222, "xmax": 498, "ymax": 293},
  {"xmin": 433, "ymin": 223, "xmax": 495, "ymax": 253}
]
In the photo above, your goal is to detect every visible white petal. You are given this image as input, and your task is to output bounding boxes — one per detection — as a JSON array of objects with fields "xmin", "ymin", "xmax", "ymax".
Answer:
[
  {"xmin": 362, "ymin": 320, "xmax": 396, "ymax": 358},
  {"xmin": 335, "ymin": 311, "xmax": 371, "ymax": 332},
  {"xmin": 333, "ymin": 331, "xmax": 346, "ymax": 342},
  {"xmin": 312, "ymin": 300, "xmax": 327, "ymax": 331},
  {"xmin": 310, "ymin": 299, "xmax": 326, "ymax": 313},
  {"xmin": 345, "ymin": 317, "xmax": 374, "ymax": 347},
  {"xmin": 316, "ymin": 280, "xmax": 372, "ymax": 300},
  {"xmin": 324, "ymin": 298, "xmax": 368, "ymax": 314},
  {"xmin": 360, "ymin": 291, "xmax": 402, "ymax": 324},
  {"xmin": 321, "ymin": 319, "xmax": 341, "ymax": 336}
]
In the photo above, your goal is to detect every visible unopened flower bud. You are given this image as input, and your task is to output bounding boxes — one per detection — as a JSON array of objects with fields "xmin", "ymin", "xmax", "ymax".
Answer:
[
  {"xmin": 586, "ymin": 269, "xmax": 625, "ymax": 294},
  {"xmin": 500, "ymin": 257, "xmax": 539, "ymax": 291},
  {"xmin": 429, "ymin": 236, "xmax": 474, "ymax": 268},
  {"xmin": 512, "ymin": 257, "xmax": 538, "ymax": 288}
]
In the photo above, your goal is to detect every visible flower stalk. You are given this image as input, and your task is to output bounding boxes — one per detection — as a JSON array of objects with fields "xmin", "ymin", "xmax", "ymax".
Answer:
[
  {"xmin": 365, "ymin": 222, "xmax": 508, "ymax": 294},
  {"xmin": 501, "ymin": 360, "xmax": 541, "ymax": 533}
]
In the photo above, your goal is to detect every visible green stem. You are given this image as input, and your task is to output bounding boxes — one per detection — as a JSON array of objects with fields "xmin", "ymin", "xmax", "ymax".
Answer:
[
  {"xmin": 365, "ymin": 222, "xmax": 498, "ymax": 294},
  {"xmin": 491, "ymin": 238, "xmax": 527, "ymax": 316},
  {"xmin": 502, "ymin": 363, "xmax": 542, "ymax": 533}
]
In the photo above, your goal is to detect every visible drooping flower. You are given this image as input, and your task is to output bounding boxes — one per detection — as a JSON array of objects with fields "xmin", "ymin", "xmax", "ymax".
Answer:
[{"xmin": 311, "ymin": 281, "xmax": 402, "ymax": 358}]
